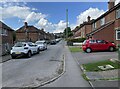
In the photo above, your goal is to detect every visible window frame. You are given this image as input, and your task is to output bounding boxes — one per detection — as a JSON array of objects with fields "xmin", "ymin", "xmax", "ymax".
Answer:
[
  {"xmin": 100, "ymin": 18, "xmax": 105, "ymax": 26},
  {"xmin": 92, "ymin": 22, "xmax": 96, "ymax": 30},
  {"xmin": 116, "ymin": 7, "xmax": 120, "ymax": 19},
  {"xmin": 116, "ymin": 30, "xmax": 120, "ymax": 40},
  {"xmin": 0, "ymin": 28, "xmax": 8, "ymax": 36}
]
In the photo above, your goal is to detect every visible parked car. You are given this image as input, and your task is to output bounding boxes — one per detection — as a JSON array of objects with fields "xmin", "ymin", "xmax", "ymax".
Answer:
[
  {"xmin": 50, "ymin": 40, "xmax": 57, "ymax": 45},
  {"xmin": 35, "ymin": 40, "xmax": 47, "ymax": 51},
  {"xmin": 82, "ymin": 39, "xmax": 116, "ymax": 53},
  {"xmin": 11, "ymin": 42, "xmax": 40, "ymax": 58}
]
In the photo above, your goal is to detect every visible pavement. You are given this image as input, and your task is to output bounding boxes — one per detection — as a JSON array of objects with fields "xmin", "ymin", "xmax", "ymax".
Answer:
[
  {"xmin": 71, "ymin": 50, "xmax": 120, "ymax": 88},
  {"xmin": 43, "ymin": 46, "xmax": 90, "ymax": 87},
  {"xmin": 0, "ymin": 55, "xmax": 11, "ymax": 63}
]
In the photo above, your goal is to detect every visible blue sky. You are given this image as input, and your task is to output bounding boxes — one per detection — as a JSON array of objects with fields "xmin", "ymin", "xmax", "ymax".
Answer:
[{"xmin": 1, "ymin": 1, "xmax": 119, "ymax": 33}]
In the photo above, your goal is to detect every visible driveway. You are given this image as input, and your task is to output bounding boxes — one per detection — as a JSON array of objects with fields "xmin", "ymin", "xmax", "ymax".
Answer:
[{"xmin": 72, "ymin": 51, "xmax": 118, "ymax": 65}]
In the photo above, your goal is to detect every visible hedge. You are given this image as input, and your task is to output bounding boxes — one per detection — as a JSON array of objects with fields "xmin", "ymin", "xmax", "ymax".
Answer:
[{"xmin": 67, "ymin": 38, "xmax": 86, "ymax": 43}]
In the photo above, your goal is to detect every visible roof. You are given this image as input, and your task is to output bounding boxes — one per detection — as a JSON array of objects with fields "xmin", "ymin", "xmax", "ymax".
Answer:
[
  {"xmin": 0, "ymin": 21, "xmax": 14, "ymax": 31},
  {"xmin": 86, "ymin": 21, "xmax": 115, "ymax": 37},
  {"xmin": 93, "ymin": 2, "xmax": 120, "ymax": 22},
  {"xmin": 80, "ymin": 19, "xmax": 95, "ymax": 28},
  {"xmin": 16, "ymin": 25, "xmax": 40, "ymax": 33}
]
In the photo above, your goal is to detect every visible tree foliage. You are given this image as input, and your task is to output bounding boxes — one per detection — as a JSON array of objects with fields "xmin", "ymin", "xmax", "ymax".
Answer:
[{"xmin": 63, "ymin": 27, "xmax": 73, "ymax": 38}]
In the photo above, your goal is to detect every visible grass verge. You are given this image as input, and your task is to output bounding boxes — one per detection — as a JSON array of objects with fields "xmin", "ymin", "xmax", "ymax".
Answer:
[
  {"xmin": 69, "ymin": 46, "xmax": 83, "ymax": 52},
  {"xmin": 82, "ymin": 60, "xmax": 120, "ymax": 72}
]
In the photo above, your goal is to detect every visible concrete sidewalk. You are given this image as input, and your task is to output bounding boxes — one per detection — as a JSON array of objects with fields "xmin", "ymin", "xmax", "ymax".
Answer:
[
  {"xmin": 44, "ymin": 46, "xmax": 91, "ymax": 87},
  {"xmin": 0, "ymin": 55, "xmax": 11, "ymax": 63},
  {"xmin": 85, "ymin": 69, "xmax": 120, "ymax": 87}
]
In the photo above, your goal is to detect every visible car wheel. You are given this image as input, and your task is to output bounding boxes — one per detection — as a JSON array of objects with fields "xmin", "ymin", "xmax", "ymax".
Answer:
[
  {"xmin": 27, "ymin": 51, "xmax": 31, "ymax": 58},
  {"xmin": 86, "ymin": 48, "xmax": 92, "ymax": 53},
  {"xmin": 37, "ymin": 48, "xmax": 40, "ymax": 54},
  {"xmin": 11, "ymin": 55, "xmax": 16, "ymax": 59},
  {"xmin": 109, "ymin": 46, "xmax": 114, "ymax": 52}
]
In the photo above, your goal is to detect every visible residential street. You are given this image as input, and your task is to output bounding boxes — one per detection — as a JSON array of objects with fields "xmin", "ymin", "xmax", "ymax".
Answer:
[
  {"xmin": 43, "ymin": 46, "xmax": 91, "ymax": 87},
  {"xmin": 2, "ymin": 41, "xmax": 65, "ymax": 87}
]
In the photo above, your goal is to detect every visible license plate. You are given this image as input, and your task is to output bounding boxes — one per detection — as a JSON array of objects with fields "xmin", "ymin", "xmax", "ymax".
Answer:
[{"xmin": 15, "ymin": 52, "xmax": 21, "ymax": 54}]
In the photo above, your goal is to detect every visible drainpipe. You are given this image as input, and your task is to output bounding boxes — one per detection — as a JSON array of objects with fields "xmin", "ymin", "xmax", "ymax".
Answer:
[{"xmin": 118, "ymin": 44, "xmax": 120, "ymax": 61}]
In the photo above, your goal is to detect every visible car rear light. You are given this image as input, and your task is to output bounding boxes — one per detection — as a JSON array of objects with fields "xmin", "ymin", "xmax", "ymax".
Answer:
[{"xmin": 24, "ymin": 47, "xmax": 28, "ymax": 49}]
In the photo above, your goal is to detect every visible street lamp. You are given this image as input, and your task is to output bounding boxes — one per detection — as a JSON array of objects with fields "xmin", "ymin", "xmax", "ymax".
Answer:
[{"xmin": 66, "ymin": 9, "xmax": 68, "ymax": 39}]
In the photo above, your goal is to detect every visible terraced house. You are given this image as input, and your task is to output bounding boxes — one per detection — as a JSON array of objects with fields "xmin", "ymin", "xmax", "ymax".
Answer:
[
  {"xmin": 0, "ymin": 21, "xmax": 14, "ymax": 56},
  {"xmin": 87, "ymin": 1, "xmax": 120, "ymax": 46},
  {"xmin": 16, "ymin": 22, "xmax": 55, "ymax": 42},
  {"xmin": 72, "ymin": 16, "xmax": 94, "ymax": 39}
]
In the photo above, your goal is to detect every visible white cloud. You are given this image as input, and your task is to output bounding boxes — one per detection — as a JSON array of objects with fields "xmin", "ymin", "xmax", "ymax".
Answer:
[
  {"xmin": 25, "ymin": 12, "xmax": 47, "ymax": 23},
  {"xmin": 1, "ymin": 6, "xmax": 31, "ymax": 19},
  {"xmin": 53, "ymin": 20, "xmax": 66, "ymax": 33},
  {"xmin": 36, "ymin": 19, "xmax": 66, "ymax": 33},
  {"xmin": 115, "ymin": 0, "xmax": 120, "ymax": 5},
  {"xmin": 1, "ymin": 5, "xmax": 47, "ymax": 24},
  {"xmin": 76, "ymin": 7, "xmax": 105, "ymax": 26}
]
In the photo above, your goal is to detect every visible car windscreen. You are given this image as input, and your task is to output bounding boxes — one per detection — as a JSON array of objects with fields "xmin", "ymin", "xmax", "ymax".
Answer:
[
  {"xmin": 35, "ymin": 42, "xmax": 44, "ymax": 44},
  {"xmin": 82, "ymin": 40, "xmax": 86, "ymax": 44},
  {"xmin": 14, "ymin": 42, "xmax": 26, "ymax": 47}
]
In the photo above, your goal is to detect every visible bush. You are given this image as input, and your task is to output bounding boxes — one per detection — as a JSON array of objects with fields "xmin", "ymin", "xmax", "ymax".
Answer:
[{"xmin": 67, "ymin": 38, "xmax": 86, "ymax": 43}]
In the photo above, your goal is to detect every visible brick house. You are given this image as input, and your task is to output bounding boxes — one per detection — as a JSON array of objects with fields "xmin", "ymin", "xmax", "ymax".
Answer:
[
  {"xmin": 0, "ymin": 21, "xmax": 14, "ymax": 55},
  {"xmin": 16, "ymin": 22, "xmax": 47, "ymax": 42},
  {"xmin": 87, "ymin": 1, "xmax": 120, "ymax": 46},
  {"xmin": 72, "ymin": 16, "xmax": 94, "ymax": 39},
  {"xmin": 72, "ymin": 26, "xmax": 81, "ymax": 39},
  {"xmin": 16, "ymin": 22, "xmax": 55, "ymax": 42}
]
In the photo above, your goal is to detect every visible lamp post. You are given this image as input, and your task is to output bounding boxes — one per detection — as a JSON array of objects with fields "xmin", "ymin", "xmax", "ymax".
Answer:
[{"xmin": 66, "ymin": 9, "xmax": 68, "ymax": 39}]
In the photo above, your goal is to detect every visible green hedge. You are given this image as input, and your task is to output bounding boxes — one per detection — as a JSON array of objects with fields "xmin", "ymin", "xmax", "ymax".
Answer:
[{"xmin": 67, "ymin": 38, "xmax": 86, "ymax": 43}]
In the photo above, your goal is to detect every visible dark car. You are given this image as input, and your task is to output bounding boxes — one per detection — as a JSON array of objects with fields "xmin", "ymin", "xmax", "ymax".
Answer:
[
  {"xmin": 50, "ymin": 40, "xmax": 57, "ymax": 45},
  {"xmin": 82, "ymin": 39, "xmax": 116, "ymax": 53}
]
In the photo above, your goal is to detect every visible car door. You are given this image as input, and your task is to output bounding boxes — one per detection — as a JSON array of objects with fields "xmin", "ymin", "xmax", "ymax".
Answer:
[
  {"xmin": 96, "ymin": 40, "xmax": 108, "ymax": 50},
  {"xmin": 89, "ymin": 40, "xmax": 98, "ymax": 51},
  {"xmin": 28, "ymin": 42, "xmax": 36, "ymax": 54}
]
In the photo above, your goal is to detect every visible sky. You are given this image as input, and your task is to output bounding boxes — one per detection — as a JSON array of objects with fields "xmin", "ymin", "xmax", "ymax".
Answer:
[{"xmin": 0, "ymin": 0, "xmax": 120, "ymax": 33}]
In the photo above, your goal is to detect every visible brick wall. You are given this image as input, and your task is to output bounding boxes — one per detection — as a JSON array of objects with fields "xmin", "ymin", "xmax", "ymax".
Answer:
[{"xmin": 93, "ymin": 23, "xmax": 114, "ymax": 42}]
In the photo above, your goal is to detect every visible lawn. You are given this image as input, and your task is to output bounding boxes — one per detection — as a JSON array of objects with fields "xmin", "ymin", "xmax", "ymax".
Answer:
[
  {"xmin": 82, "ymin": 60, "xmax": 120, "ymax": 72},
  {"xmin": 69, "ymin": 46, "xmax": 83, "ymax": 52}
]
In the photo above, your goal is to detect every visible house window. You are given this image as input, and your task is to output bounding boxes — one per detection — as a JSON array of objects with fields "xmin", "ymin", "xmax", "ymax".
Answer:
[
  {"xmin": 92, "ymin": 22, "xmax": 96, "ymax": 30},
  {"xmin": 100, "ymin": 18, "xmax": 105, "ymax": 26},
  {"xmin": 116, "ymin": 8, "xmax": 120, "ymax": 19},
  {"xmin": 0, "ymin": 28, "xmax": 8, "ymax": 36},
  {"xmin": 116, "ymin": 30, "xmax": 120, "ymax": 40}
]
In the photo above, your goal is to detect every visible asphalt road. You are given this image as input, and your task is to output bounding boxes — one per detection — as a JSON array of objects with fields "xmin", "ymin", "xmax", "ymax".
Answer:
[
  {"xmin": 43, "ymin": 46, "xmax": 91, "ymax": 87},
  {"xmin": 2, "ymin": 40, "xmax": 64, "ymax": 87}
]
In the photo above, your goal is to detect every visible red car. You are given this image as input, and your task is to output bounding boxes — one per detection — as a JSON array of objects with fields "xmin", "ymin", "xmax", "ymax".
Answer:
[{"xmin": 82, "ymin": 39, "xmax": 116, "ymax": 53}]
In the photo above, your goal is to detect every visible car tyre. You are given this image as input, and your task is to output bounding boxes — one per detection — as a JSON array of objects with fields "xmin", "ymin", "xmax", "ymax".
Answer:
[
  {"xmin": 11, "ymin": 55, "xmax": 16, "ymax": 59},
  {"xmin": 37, "ymin": 48, "xmax": 40, "ymax": 54},
  {"xmin": 27, "ymin": 51, "xmax": 31, "ymax": 58},
  {"xmin": 109, "ymin": 46, "xmax": 114, "ymax": 52},
  {"xmin": 86, "ymin": 48, "xmax": 92, "ymax": 53}
]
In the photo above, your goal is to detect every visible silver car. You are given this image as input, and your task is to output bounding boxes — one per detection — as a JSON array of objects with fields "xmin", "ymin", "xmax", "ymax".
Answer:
[{"xmin": 35, "ymin": 40, "xmax": 47, "ymax": 51}]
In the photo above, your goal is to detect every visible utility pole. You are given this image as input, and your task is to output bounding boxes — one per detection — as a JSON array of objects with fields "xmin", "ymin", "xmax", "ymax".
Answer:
[{"xmin": 66, "ymin": 9, "xmax": 68, "ymax": 39}]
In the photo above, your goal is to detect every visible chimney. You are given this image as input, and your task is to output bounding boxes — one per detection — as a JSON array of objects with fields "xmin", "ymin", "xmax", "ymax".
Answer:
[
  {"xmin": 108, "ymin": 0, "xmax": 115, "ymax": 10},
  {"xmin": 87, "ymin": 16, "xmax": 91, "ymax": 22},
  {"xmin": 24, "ymin": 22, "xmax": 28, "ymax": 28}
]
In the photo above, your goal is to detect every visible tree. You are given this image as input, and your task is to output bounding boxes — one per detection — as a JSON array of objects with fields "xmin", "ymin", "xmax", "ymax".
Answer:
[{"xmin": 63, "ymin": 27, "xmax": 73, "ymax": 38}]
